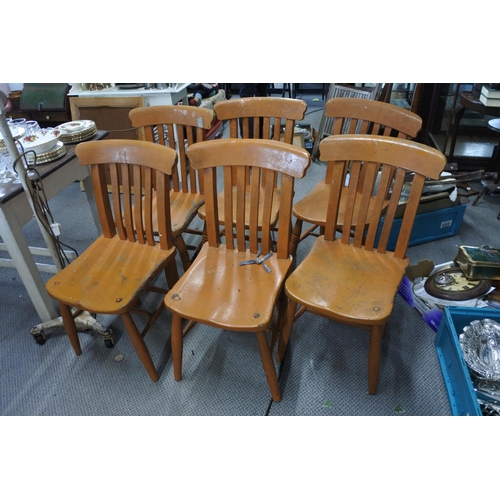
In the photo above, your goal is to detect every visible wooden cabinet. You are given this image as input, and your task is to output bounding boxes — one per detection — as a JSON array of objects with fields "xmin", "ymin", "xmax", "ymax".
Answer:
[
  {"xmin": 69, "ymin": 96, "xmax": 145, "ymax": 140},
  {"xmin": 8, "ymin": 84, "xmax": 72, "ymax": 128}
]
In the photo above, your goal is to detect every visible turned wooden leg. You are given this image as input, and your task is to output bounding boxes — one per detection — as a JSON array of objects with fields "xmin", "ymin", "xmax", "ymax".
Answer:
[
  {"xmin": 121, "ymin": 311, "xmax": 159, "ymax": 382},
  {"xmin": 367, "ymin": 324, "xmax": 384, "ymax": 395},
  {"xmin": 171, "ymin": 313, "xmax": 184, "ymax": 381},
  {"xmin": 59, "ymin": 302, "xmax": 82, "ymax": 355},
  {"xmin": 277, "ymin": 299, "xmax": 297, "ymax": 362},
  {"xmin": 175, "ymin": 234, "xmax": 192, "ymax": 272},
  {"xmin": 256, "ymin": 331, "xmax": 281, "ymax": 402},
  {"xmin": 289, "ymin": 219, "xmax": 303, "ymax": 259},
  {"xmin": 164, "ymin": 258, "xmax": 179, "ymax": 289}
]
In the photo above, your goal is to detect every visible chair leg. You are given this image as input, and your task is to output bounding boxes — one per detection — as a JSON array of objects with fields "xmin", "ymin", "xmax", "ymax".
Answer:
[
  {"xmin": 367, "ymin": 324, "xmax": 384, "ymax": 395},
  {"xmin": 175, "ymin": 234, "xmax": 192, "ymax": 272},
  {"xmin": 59, "ymin": 302, "xmax": 82, "ymax": 355},
  {"xmin": 289, "ymin": 219, "xmax": 303, "ymax": 259},
  {"xmin": 256, "ymin": 330, "xmax": 281, "ymax": 402},
  {"xmin": 164, "ymin": 258, "xmax": 179, "ymax": 289},
  {"xmin": 171, "ymin": 312, "xmax": 184, "ymax": 381},
  {"xmin": 121, "ymin": 311, "xmax": 159, "ymax": 382},
  {"xmin": 277, "ymin": 298, "xmax": 297, "ymax": 362}
]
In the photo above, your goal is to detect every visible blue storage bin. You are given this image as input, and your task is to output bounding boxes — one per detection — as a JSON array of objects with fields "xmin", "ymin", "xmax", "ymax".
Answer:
[
  {"xmin": 435, "ymin": 306, "xmax": 500, "ymax": 416},
  {"xmin": 376, "ymin": 204, "xmax": 466, "ymax": 251}
]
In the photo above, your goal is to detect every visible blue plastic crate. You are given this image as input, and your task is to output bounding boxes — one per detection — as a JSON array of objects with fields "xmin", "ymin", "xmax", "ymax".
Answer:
[
  {"xmin": 376, "ymin": 204, "xmax": 466, "ymax": 251},
  {"xmin": 435, "ymin": 306, "xmax": 500, "ymax": 416}
]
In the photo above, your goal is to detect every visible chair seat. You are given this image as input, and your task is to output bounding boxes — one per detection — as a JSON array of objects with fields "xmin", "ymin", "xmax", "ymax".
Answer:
[
  {"xmin": 151, "ymin": 191, "xmax": 205, "ymax": 235},
  {"xmin": 197, "ymin": 186, "xmax": 281, "ymax": 227},
  {"xmin": 285, "ymin": 236, "xmax": 409, "ymax": 325},
  {"xmin": 165, "ymin": 243, "xmax": 293, "ymax": 331},
  {"xmin": 46, "ymin": 234, "xmax": 176, "ymax": 314},
  {"xmin": 293, "ymin": 184, "xmax": 388, "ymax": 228}
]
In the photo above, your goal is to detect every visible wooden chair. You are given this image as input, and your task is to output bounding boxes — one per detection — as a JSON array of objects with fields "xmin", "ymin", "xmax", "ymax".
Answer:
[
  {"xmin": 289, "ymin": 97, "xmax": 423, "ymax": 257},
  {"xmin": 278, "ymin": 135, "xmax": 446, "ymax": 395},
  {"xmin": 164, "ymin": 138, "xmax": 311, "ymax": 402},
  {"xmin": 46, "ymin": 139, "xmax": 180, "ymax": 382},
  {"xmin": 129, "ymin": 105, "xmax": 215, "ymax": 271},
  {"xmin": 196, "ymin": 97, "xmax": 307, "ymax": 242}
]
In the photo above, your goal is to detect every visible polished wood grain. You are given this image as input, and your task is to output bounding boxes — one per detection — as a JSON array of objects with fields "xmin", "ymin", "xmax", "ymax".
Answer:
[
  {"xmin": 165, "ymin": 138, "xmax": 311, "ymax": 402},
  {"xmin": 289, "ymin": 97, "xmax": 423, "ymax": 258},
  {"xmin": 46, "ymin": 140, "xmax": 179, "ymax": 382},
  {"xmin": 197, "ymin": 97, "xmax": 307, "ymax": 241},
  {"xmin": 129, "ymin": 105, "xmax": 215, "ymax": 271},
  {"xmin": 279, "ymin": 135, "xmax": 446, "ymax": 395}
]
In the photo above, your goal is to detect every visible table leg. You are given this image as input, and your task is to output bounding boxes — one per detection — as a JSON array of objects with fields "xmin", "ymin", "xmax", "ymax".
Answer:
[
  {"xmin": 448, "ymin": 104, "xmax": 465, "ymax": 159},
  {"xmin": 0, "ymin": 205, "xmax": 57, "ymax": 322}
]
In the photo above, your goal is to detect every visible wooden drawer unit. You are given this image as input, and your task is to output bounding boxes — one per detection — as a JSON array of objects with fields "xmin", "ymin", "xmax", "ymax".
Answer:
[{"xmin": 70, "ymin": 96, "xmax": 145, "ymax": 140}]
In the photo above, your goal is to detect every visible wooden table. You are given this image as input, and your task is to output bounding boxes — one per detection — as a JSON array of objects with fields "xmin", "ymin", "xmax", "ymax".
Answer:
[{"xmin": 0, "ymin": 130, "xmax": 107, "ymax": 322}]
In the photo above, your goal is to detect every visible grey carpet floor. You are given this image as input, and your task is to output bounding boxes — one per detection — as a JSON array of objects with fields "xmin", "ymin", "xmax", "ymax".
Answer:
[{"xmin": 2, "ymin": 93, "xmax": 500, "ymax": 416}]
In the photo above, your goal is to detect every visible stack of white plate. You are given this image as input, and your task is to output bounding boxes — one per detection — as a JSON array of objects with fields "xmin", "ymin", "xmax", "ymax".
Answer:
[
  {"xmin": 56, "ymin": 120, "xmax": 97, "ymax": 144},
  {"xmin": 18, "ymin": 129, "xmax": 67, "ymax": 165}
]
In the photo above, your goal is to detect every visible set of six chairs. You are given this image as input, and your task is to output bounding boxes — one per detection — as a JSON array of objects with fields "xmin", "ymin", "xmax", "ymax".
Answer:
[{"xmin": 45, "ymin": 96, "xmax": 446, "ymax": 401}]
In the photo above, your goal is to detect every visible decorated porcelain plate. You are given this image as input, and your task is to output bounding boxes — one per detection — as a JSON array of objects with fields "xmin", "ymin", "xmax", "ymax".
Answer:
[
  {"xmin": 57, "ymin": 121, "xmax": 86, "ymax": 134},
  {"xmin": 19, "ymin": 129, "xmax": 62, "ymax": 154},
  {"xmin": 57, "ymin": 120, "xmax": 96, "ymax": 136}
]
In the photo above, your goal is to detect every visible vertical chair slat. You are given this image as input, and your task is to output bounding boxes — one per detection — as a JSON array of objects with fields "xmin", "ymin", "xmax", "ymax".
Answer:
[
  {"xmin": 276, "ymin": 173, "xmax": 294, "ymax": 260},
  {"xmin": 92, "ymin": 163, "xmax": 116, "ymax": 239},
  {"xmin": 394, "ymin": 173, "xmax": 425, "ymax": 260},
  {"xmin": 177, "ymin": 125, "xmax": 188, "ymax": 192},
  {"xmin": 249, "ymin": 167, "xmax": 261, "ymax": 253},
  {"xmin": 352, "ymin": 161, "xmax": 378, "ymax": 247},
  {"xmin": 206, "ymin": 167, "xmax": 221, "ymax": 248},
  {"xmin": 143, "ymin": 167, "xmax": 154, "ymax": 245},
  {"xmin": 260, "ymin": 169, "xmax": 276, "ymax": 255},
  {"xmin": 133, "ymin": 164, "xmax": 145, "ymax": 244},
  {"xmin": 376, "ymin": 167, "xmax": 406, "ymax": 254},
  {"xmin": 363, "ymin": 163, "xmax": 394, "ymax": 251},
  {"xmin": 223, "ymin": 166, "xmax": 234, "ymax": 250},
  {"xmin": 341, "ymin": 160, "xmax": 362, "ymax": 245},
  {"xmin": 121, "ymin": 163, "xmax": 135, "ymax": 242},
  {"xmin": 235, "ymin": 165, "xmax": 247, "ymax": 251},
  {"xmin": 323, "ymin": 160, "xmax": 346, "ymax": 242},
  {"xmin": 108, "ymin": 163, "xmax": 124, "ymax": 240}
]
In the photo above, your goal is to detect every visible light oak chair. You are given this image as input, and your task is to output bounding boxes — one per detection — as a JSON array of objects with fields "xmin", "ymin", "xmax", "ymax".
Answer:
[
  {"xmin": 289, "ymin": 97, "xmax": 423, "ymax": 257},
  {"xmin": 46, "ymin": 140, "xmax": 179, "ymax": 382},
  {"xmin": 279, "ymin": 135, "xmax": 446, "ymax": 395},
  {"xmin": 129, "ymin": 105, "xmax": 215, "ymax": 271},
  {"xmin": 197, "ymin": 97, "xmax": 307, "ymax": 243},
  {"xmin": 164, "ymin": 138, "xmax": 311, "ymax": 402}
]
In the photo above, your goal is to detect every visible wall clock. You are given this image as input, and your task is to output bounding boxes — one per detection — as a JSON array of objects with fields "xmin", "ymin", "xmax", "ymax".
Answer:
[{"xmin": 424, "ymin": 267, "xmax": 492, "ymax": 301}]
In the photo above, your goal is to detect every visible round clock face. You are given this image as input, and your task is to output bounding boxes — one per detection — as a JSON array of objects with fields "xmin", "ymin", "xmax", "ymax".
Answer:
[{"xmin": 424, "ymin": 267, "xmax": 492, "ymax": 301}]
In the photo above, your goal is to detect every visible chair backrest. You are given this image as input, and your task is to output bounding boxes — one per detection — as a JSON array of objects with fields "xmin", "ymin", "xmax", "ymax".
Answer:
[
  {"xmin": 215, "ymin": 96, "xmax": 307, "ymax": 142},
  {"xmin": 326, "ymin": 97, "xmax": 422, "ymax": 139},
  {"xmin": 186, "ymin": 138, "xmax": 311, "ymax": 258},
  {"xmin": 323, "ymin": 98, "xmax": 423, "ymax": 190},
  {"xmin": 319, "ymin": 135, "xmax": 446, "ymax": 259},
  {"xmin": 129, "ymin": 105, "xmax": 215, "ymax": 194},
  {"xmin": 75, "ymin": 139, "xmax": 177, "ymax": 250},
  {"xmin": 214, "ymin": 97, "xmax": 307, "ymax": 187}
]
